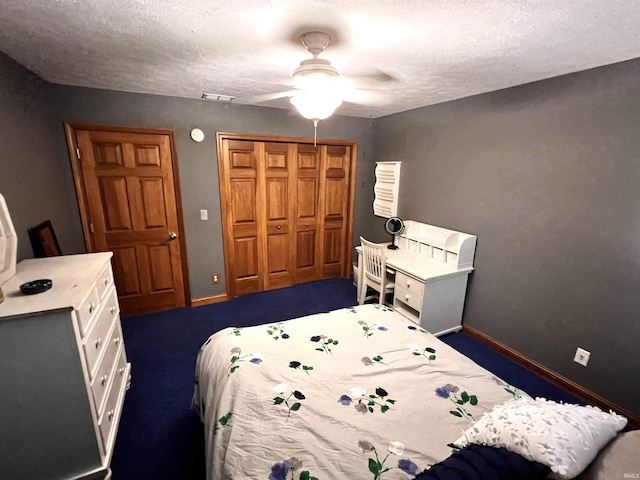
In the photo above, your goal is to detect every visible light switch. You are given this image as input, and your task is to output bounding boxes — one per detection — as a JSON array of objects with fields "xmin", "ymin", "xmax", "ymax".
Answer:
[{"xmin": 200, "ymin": 209, "xmax": 208, "ymax": 221}]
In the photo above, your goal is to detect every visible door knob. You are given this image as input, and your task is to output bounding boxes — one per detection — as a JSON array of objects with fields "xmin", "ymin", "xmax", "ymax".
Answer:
[{"xmin": 169, "ymin": 232, "xmax": 177, "ymax": 240}]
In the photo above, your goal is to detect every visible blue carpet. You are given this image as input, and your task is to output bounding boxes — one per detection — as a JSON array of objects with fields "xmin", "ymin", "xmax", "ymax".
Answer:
[
  {"xmin": 438, "ymin": 331, "xmax": 584, "ymax": 405},
  {"xmin": 110, "ymin": 278, "xmax": 581, "ymax": 479}
]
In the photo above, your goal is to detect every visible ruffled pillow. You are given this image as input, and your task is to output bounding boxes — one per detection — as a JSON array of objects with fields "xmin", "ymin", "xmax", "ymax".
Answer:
[{"xmin": 452, "ymin": 397, "xmax": 627, "ymax": 479}]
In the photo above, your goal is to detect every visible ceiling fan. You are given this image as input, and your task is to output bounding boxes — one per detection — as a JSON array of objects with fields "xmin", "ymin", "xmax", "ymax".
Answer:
[
  {"xmin": 243, "ymin": 30, "xmax": 392, "ymax": 138},
  {"xmin": 288, "ymin": 31, "xmax": 343, "ymax": 123}
]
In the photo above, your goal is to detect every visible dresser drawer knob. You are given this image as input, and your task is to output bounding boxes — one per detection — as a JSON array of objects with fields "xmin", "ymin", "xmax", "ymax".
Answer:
[
  {"xmin": 119, "ymin": 367, "xmax": 125, "ymax": 376},
  {"xmin": 104, "ymin": 277, "xmax": 110, "ymax": 286},
  {"xmin": 95, "ymin": 337, "xmax": 102, "ymax": 349},
  {"xmin": 405, "ymin": 294, "xmax": 410, "ymax": 301},
  {"xmin": 114, "ymin": 336, "xmax": 121, "ymax": 346},
  {"xmin": 110, "ymin": 305, "xmax": 116, "ymax": 315},
  {"xmin": 406, "ymin": 281, "xmax": 411, "ymax": 288},
  {"xmin": 108, "ymin": 410, "xmax": 115, "ymax": 422},
  {"xmin": 101, "ymin": 374, "xmax": 109, "ymax": 386},
  {"xmin": 89, "ymin": 303, "xmax": 96, "ymax": 314}
]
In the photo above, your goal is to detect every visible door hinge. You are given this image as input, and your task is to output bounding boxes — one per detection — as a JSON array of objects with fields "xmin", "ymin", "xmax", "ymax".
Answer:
[
  {"xmin": 89, "ymin": 222, "xmax": 94, "ymax": 233},
  {"xmin": 76, "ymin": 148, "xmax": 81, "ymax": 160}
]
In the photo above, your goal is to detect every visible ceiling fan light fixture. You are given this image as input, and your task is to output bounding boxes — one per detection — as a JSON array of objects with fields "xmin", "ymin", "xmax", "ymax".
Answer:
[
  {"xmin": 292, "ymin": 31, "xmax": 340, "ymax": 90},
  {"xmin": 290, "ymin": 90, "xmax": 342, "ymax": 121},
  {"xmin": 289, "ymin": 31, "xmax": 343, "ymax": 144},
  {"xmin": 293, "ymin": 58, "xmax": 339, "ymax": 82}
]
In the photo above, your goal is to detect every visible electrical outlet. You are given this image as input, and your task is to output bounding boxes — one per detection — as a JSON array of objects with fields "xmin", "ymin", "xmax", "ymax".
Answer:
[
  {"xmin": 200, "ymin": 209, "xmax": 208, "ymax": 221},
  {"xmin": 211, "ymin": 273, "xmax": 220, "ymax": 284},
  {"xmin": 574, "ymin": 347, "xmax": 590, "ymax": 367}
]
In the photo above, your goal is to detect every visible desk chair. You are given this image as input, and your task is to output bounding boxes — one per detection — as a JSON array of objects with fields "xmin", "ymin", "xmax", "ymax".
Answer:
[{"xmin": 358, "ymin": 236, "xmax": 395, "ymax": 306}]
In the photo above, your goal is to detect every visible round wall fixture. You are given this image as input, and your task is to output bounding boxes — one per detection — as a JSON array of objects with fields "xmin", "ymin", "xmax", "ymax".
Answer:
[{"xmin": 190, "ymin": 128, "xmax": 205, "ymax": 142}]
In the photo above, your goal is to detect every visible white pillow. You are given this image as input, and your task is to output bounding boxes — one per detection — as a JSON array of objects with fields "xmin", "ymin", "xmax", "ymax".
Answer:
[{"xmin": 453, "ymin": 397, "xmax": 627, "ymax": 479}]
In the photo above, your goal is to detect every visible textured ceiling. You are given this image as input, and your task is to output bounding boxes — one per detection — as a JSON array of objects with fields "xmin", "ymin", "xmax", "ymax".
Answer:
[{"xmin": 1, "ymin": 0, "xmax": 640, "ymax": 118}]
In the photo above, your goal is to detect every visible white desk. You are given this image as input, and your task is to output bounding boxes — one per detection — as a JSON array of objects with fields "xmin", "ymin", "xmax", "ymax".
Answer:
[{"xmin": 356, "ymin": 221, "xmax": 477, "ymax": 336}]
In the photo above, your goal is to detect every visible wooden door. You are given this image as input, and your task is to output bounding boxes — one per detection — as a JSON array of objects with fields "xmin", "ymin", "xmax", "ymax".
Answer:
[
  {"xmin": 263, "ymin": 143, "xmax": 295, "ymax": 290},
  {"xmin": 219, "ymin": 139, "xmax": 263, "ymax": 296},
  {"xmin": 218, "ymin": 133, "xmax": 356, "ymax": 298},
  {"xmin": 320, "ymin": 145, "xmax": 352, "ymax": 278},
  {"xmin": 294, "ymin": 144, "xmax": 322, "ymax": 282},
  {"xmin": 66, "ymin": 125, "xmax": 188, "ymax": 316}
]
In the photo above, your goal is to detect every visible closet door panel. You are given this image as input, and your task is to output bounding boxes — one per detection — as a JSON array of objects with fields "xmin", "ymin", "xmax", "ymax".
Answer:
[
  {"xmin": 231, "ymin": 179, "xmax": 258, "ymax": 224},
  {"xmin": 220, "ymin": 139, "xmax": 263, "ymax": 296},
  {"xmin": 230, "ymin": 176, "xmax": 261, "ymax": 295},
  {"xmin": 322, "ymin": 227, "xmax": 343, "ymax": 277},
  {"xmin": 264, "ymin": 143, "xmax": 294, "ymax": 290},
  {"xmin": 232, "ymin": 236, "xmax": 261, "ymax": 295},
  {"xmin": 294, "ymin": 145, "xmax": 321, "ymax": 282},
  {"xmin": 296, "ymin": 231, "xmax": 316, "ymax": 269},
  {"xmin": 320, "ymin": 146, "xmax": 351, "ymax": 278}
]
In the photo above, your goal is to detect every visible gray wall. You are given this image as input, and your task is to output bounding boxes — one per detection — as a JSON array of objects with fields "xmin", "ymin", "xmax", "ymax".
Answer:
[
  {"xmin": 373, "ymin": 58, "xmax": 640, "ymax": 417},
  {"xmin": 51, "ymin": 88, "xmax": 376, "ymax": 299},
  {"xmin": 0, "ymin": 51, "xmax": 376, "ymax": 300},
  {"xmin": 0, "ymin": 53, "xmax": 84, "ymax": 260}
]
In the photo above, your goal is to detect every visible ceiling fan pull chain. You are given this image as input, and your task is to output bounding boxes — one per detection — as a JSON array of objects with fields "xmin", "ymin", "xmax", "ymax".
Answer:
[{"xmin": 313, "ymin": 119, "xmax": 318, "ymax": 146}]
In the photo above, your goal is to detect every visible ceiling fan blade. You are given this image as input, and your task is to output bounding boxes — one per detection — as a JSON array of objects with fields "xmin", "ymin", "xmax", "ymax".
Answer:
[
  {"xmin": 339, "ymin": 88, "xmax": 391, "ymax": 107},
  {"xmin": 241, "ymin": 90, "xmax": 297, "ymax": 104},
  {"xmin": 340, "ymin": 71, "xmax": 398, "ymax": 90}
]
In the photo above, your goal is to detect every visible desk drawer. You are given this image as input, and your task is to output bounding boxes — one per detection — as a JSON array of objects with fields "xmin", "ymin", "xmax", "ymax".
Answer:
[
  {"xmin": 395, "ymin": 285, "xmax": 423, "ymax": 312},
  {"xmin": 395, "ymin": 271, "xmax": 424, "ymax": 296}
]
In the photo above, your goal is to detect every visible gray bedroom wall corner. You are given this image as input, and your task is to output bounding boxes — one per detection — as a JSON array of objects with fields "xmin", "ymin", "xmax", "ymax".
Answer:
[
  {"xmin": 372, "ymin": 57, "xmax": 640, "ymax": 417},
  {"xmin": 0, "ymin": 52, "xmax": 85, "ymax": 260}
]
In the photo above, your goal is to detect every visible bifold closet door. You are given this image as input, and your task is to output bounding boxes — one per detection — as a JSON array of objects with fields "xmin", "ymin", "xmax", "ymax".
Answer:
[
  {"xmin": 294, "ymin": 144, "xmax": 322, "ymax": 283},
  {"xmin": 219, "ymin": 139, "xmax": 295, "ymax": 297},
  {"xmin": 219, "ymin": 136, "xmax": 354, "ymax": 298},
  {"xmin": 292, "ymin": 144, "xmax": 352, "ymax": 282},
  {"xmin": 219, "ymin": 139, "xmax": 263, "ymax": 296},
  {"xmin": 320, "ymin": 145, "xmax": 351, "ymax": 278},
  {"xmin": 263, "ymin": 142, "xmax": 295, "ymax": 291}
]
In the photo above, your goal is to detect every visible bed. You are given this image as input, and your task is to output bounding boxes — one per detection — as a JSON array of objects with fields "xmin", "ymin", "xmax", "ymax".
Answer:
[{"xmin": 192, "ymin": 304, "xmax": 631, "ymax": 480}]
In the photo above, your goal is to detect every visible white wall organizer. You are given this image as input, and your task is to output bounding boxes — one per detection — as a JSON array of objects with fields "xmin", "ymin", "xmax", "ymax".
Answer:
[
  {"xmin": 373, "ymin": 161, "xmax": 401, "ymax": 218},
  {"xmin": 395, "ymin": 220, "xmax": 477, "ymax": 270}
]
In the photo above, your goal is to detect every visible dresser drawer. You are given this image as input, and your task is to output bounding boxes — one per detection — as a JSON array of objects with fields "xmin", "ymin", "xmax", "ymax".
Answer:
[
  {"xmin": 82, "ymin": 287, "xmax": 119, "ymax": 379},
  {"xmin": 76, "ymin": 286, "xmax": 100, "ymax": 338},
  {"xmin": 395, "ymin": 285, "xmax": 423, "ymax": 312},
  {"xmin": 90, "ymin": 321, "xmax": 124, "ymax": 416},
  {"xmin": 395, "ymin": 271, "xmax": 424, "ymax": 297},
  {"xmin": 99, "ymin": 349, "xmax": 128, "ymax": 453},
  {"xmin": 95, "ymin": 263, "xmax": 115, "ymax": 301}
]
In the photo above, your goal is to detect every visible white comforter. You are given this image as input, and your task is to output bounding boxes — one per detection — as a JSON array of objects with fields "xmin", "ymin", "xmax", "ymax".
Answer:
[{"xmin": 192, "ymin": 304, "xmax": 525, "ymax": 480}]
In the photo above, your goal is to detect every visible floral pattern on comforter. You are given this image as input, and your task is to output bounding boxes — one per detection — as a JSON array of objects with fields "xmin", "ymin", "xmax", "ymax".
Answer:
[{"xmin": 191, "ymin": 304, "xmax": 525, "ymax": 480}]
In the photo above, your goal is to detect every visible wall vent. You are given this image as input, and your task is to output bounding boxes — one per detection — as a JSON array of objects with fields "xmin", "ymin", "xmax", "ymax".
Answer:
[{"xmin": 201, "ymin": 93, "xmax": 235, "ymax": 102}]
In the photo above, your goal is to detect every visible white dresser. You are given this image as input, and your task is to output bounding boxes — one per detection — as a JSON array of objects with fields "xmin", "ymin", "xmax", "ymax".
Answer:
[{"xmin": 0, "ymin": 252, "xmax": 131, "ymax": 480}]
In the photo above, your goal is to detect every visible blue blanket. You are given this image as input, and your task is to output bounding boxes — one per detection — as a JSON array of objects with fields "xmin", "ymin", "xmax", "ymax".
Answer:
[{"xmin": 414, "ymin": 444, "xmax": 550, "ymax": 480}]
